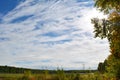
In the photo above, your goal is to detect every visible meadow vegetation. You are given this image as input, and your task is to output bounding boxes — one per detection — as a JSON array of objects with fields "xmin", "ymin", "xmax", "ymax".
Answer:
[{"xmin": 0, "ymin": 69, "xmax": 117, "ymax": 80}]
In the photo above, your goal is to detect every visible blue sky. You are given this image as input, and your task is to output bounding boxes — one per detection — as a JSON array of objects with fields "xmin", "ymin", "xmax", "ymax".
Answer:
[
  {"xmin": 0, "ymin": 0, "xmax": 19, "ymax": 14},
  {"xmin": 0, "ymin": 0, "xmax": 109, "ymax": 70}
]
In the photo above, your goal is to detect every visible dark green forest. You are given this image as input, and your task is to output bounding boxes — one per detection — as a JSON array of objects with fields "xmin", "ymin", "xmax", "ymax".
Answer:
[{"xmin": 0, "ymin": 65, "xmax": 97, "ymax": 74}]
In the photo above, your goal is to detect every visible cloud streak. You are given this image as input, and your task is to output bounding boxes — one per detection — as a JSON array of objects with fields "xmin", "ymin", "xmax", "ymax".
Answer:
[{"xmin": 0, "ymin": 0, "xmax": 109, "ymax": 70}]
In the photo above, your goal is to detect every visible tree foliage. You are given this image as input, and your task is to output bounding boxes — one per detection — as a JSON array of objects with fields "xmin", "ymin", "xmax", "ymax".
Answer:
[
  {"xmin": 94, "ymin": 0, "xmax": 120, "ymax": 14},
  {"xmin": 92, "ymin": 0, "xmax": 120, "ymax": 79},
  {"xmin": 98, "ymin": 60, "xmax": 107, "ymax": 73}
]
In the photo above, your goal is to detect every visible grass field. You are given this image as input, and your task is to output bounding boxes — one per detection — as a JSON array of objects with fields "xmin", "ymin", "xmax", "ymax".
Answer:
[
  {"xmin": 0, "ymin": 74, "xmax": 23, "ymax": 80},
  {"xmin": 0, "ymin": 69, "xmax": 117, "ymax": 80},
  {"xmin": 0, "ymin": 72, "xmax": 108, "ymax": 80}
]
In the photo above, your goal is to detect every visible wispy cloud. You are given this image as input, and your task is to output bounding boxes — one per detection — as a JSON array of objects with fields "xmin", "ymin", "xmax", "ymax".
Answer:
[{"xmin": 0, "ymin": 0, "xmax": 109, "ymax": 70}]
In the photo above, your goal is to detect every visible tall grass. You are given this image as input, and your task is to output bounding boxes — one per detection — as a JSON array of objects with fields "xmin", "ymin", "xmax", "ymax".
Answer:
[{"xmin": 0, "ymin": 70, "xmax": 118, "ymax": 80}]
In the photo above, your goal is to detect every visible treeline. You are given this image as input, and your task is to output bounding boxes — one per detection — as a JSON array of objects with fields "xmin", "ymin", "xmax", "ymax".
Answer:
[
  {"xmin": 0, "ymin": 65, "xmax": 43, "ymax": 74},
  {"xmin": 65, "ymin": 70, "xmax": 97, "ymax": 73},
  {"xmin": 0, "ymin": 65, "xmax": 97, "ymax": 74}
]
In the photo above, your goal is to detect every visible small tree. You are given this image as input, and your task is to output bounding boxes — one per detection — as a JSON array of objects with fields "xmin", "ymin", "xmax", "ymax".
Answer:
[
  {"xmin": 56, "ymin": 68, "xmax": 68, "ymax": 80},
  {"xmin": 98, "ymin": 59, "xmax": 107, "ymax": 73},
  {"xmin": 20, "ymin": 70, "xmax": 32, "ymax": 80}
]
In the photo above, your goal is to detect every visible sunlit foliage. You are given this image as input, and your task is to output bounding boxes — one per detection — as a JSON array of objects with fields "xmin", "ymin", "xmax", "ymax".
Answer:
[{"xmin": 92, "ymin": 0, "xmax": 120, "ymax": 79}]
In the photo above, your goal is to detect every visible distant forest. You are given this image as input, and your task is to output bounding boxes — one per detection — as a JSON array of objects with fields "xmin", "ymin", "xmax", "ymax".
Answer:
[{"xmin": 0, "ymin": 65, "xmax": 97, "ymax": 74}]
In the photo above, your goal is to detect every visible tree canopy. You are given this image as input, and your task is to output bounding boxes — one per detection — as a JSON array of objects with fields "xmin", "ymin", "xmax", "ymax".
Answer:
[
  {"xmin": 94, "ymin": 0, "xmax": 120, "ymax": 14},
  {"xmin": 92, "ymin": 0, "xmax": 120, "ymax": 79}
]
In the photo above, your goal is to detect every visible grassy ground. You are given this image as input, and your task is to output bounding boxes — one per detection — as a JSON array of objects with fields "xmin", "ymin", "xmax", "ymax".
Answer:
[
  {"xmin": 0, "ymin": 74, "xmax": 23, "ymax": 80},
  {"xmin": 0, "ymin": 72, "xmax": 116, "ymax": 80}
]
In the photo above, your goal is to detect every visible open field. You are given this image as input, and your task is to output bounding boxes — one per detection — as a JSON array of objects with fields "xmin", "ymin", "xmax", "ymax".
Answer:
[
  {"xmin": 0, "ymin": 72, "xmax": 111, "ymax": 80},
  {"xmin": 0, "ymin": 65, "xmax": 117, "ymax": 80},
  {"xmin": 0, "ymin": 74, "xmax": 23, "ymax": 80}
]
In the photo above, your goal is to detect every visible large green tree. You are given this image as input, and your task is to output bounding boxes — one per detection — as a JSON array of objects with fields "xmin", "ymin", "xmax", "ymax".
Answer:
[{"xmin": 92, "ymin": 0, "xmax": 120, "ymax": 79}]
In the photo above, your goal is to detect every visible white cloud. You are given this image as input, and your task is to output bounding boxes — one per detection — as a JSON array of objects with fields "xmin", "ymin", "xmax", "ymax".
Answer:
[{"xmin": 0, "ymin": 0, "xmax": 110, "ymax": 70}]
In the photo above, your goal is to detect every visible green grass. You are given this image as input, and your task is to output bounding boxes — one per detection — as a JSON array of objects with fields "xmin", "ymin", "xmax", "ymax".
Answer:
[
  {"xmin": 0, "ymin": 74, "xmax": 23, "ymax": 80},
  {"xmin": 0, "ymin": 72, "xmax": 117, "ymax": 80},
  {"xmin": 0, "ymin": 73, "xmax": 23, "ymax": 77}
]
